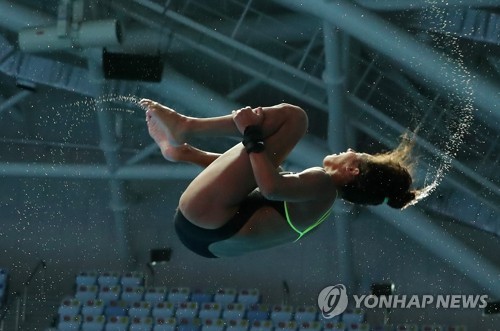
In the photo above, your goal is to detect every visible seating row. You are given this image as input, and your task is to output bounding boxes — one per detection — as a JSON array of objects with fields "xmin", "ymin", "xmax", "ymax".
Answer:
[
  {"xmin": 58, "ymin": 315, "xmax": 371, "ymax": 331},
  {"xmin": 74, "ymin": 284, "xmax": 261, "ymax": 306},
  {"xmin": 77, "ymin": 271, "xmax": 145, "ymax": 287},
  {"xmin": 59, "ymin": 299, "xmax": 363, "ymax": 324},
  {"xmin": 59, "ymin": 318, "xmax": 467, "ymax": 331}
]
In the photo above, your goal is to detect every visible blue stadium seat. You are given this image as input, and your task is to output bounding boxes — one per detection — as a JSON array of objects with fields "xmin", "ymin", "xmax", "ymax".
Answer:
[
  {"xmin": 346, "ymin": 322, "xmax": 370, "ymax": 331},
  {"xmin": 129, "ymin": 316, "xmax": 154, "ymax": 331},
  {"xmin": 81, "ymin": 315, "xmax": 106, "ymax": 331},
  {"xmin": 237, "ymin": 289, "xmax": 260, "ymax": 305},
  {"xmin": 190, "ymin": 289, "xmax": 213, "ymax": 305},
  {"xmin": 76, "ymin": 285, "xmax": 98, "ymax": 302},
  {"xmin": 293, "ymin": 306, "xmax": 317, "ymax": 323},
  {"xmin": 121, "ymin": 272, "xmax": 144, "ymax": 287},
  {"xmin": 153, "ymin": 317, "xmax": 177, "ymax": 331},
  {"xmin": 270, "ymin": 305, "xmax": 293, "ymax": 323},
  {"xmin": 198, "ymin": 302, "xmax": 222, "ymax": 319},
  {"xmin": 104, "ymin": 300, "xmax": 129, "ymax": 317},
  {"xmin": 322, "ymin": 321, "xmax": 345, "ymax": 331},
  {"xmin": 222, "ymin": 303, "xmax": 246, "ymax": 320},
  {"xmin": 200, "ymin": 318, "xmax": 225, "ymax": 331},
  {"xmin": 58, "ymin": 298, "xmax": 82, "ymax": 317},
  {"xmin": 98, "ymin": 285, "xmax": 122, "ymax": 303},
  {"xmin": 77, "ymin": 272, "xmax": 98, "ymax": 286},
  {"xmin": 246, "ymin": 304, "xmax": 269, "ymax": 322},
  {"xmin": 175, "ymin": 302, "xmax": 199, "ymax": 320},
  {"xmin": 297, "ymin": 321, "xmax": 322, "ymax": 331},
  {"xmin": 81, "ymin": 299, "xmax": 105, "ymax": 316},
  {"xmin": 105, "ymin": 316, "xmax": 130, "ymax": 331},
  {"xmin": 58, "ymin": 315, "xmax": 82, "ymax": 331},
  {"xmin": 177, "ymin": 317, "xmax": 202, "ymax": 331},
  {"xmin": 167, "ymin": 287, "xmax": 190, "ymax": 303},
  {"xmin": 225, "ymin": 319, "xmax": 250, "ymax": 331},
  {"xmin": 121, "ymin": 286, "xmax": 145, "ymax": 303},
  {"xmin": 249, "ymin": 319, "xmax": 273, "ymax": 331},
  {"xmin": 129, "ymin": 301, "xmax": 153, "ymax": 318},
  {"xmin": 213, "ymin": 288, "xmax": 237, "ymax": 304},
  {"xmin": 98, "ymin": 272, "xmax": 121, "ymax": 287},
  {"xmin": 274, "ymin": 320, "xmax": 297, "ymax": 331},
  {"xmin": 144, "ymin": 287, "xmax": 167, "ymax": 303},
  {"xmin": 152, "ymin": 301, "xmax": 175, "ymax": 319}
]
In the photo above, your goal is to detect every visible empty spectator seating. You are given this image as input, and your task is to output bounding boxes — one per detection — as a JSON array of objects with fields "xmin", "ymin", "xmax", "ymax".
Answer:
[{"xmin": 55, "ymin": 271, "xmax": 468, "ymax": 331}]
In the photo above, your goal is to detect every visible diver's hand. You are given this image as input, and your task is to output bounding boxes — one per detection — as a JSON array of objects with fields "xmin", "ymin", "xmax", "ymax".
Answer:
[{"xmin": 232, "ymin": 106, "xmax": 264, "ymax": 135}]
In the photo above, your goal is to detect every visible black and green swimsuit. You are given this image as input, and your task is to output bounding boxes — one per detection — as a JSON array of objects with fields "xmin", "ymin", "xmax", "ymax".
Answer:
[{"xmin": 174, "ymin": 189, "xmax": 331, "ymax": 258}]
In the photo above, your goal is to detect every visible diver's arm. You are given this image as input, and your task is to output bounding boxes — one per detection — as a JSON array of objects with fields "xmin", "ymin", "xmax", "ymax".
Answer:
[{"xmin": 248, "ymin": 151, "xmax": 330, "ymax": 202}]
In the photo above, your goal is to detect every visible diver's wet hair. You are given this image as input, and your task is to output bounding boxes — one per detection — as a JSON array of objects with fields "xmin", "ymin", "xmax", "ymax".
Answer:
[{"xmin": 339, "ymin": 135, "xmax": 418, "ymax": 209}]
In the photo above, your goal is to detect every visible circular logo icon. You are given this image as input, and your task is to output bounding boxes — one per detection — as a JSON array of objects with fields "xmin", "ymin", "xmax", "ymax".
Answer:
[{"xmin": 317, "ymin": 284, "xmax": 348, "ymax": 319}]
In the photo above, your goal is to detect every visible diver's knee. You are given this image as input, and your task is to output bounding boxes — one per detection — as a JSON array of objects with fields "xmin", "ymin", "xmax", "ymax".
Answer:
[
  {"xmin": 178, "ymin": 192, "xmax": 194, "ymax": 217},
  {"xmin": 282, "ymin": 104, "xmax": 308, "ymax": 135}
]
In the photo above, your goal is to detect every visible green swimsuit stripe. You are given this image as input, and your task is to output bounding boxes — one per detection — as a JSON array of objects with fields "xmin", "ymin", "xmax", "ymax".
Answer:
[{"xmin": 284, "ymin": 201, "xmax": 332, "ymax": 242}]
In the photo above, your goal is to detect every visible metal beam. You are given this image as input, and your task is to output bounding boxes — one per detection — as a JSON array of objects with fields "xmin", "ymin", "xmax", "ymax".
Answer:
[
  {"xmin": 355, "ymin": 0, "xmax": 500, "ymax": 11},
  {"xmin": 323, "ymin": 21, "xmax": 353, "ymax": 291},
  {"xmin": 366, "ymin": 206, "xmax": 500, "ymax": 298},
  {"xmin": 0, "ymin": 163, "xmax": 201, "ymax": 180},
  {"xmin": 0, "ymin": 0, "xmax": 54, "ymax": 31},
  {"xmin": 323, "ymin": 21, "xmax": 347, "ymax": 152},
  {"xmin": 0, "ymin": 90, "xmax": 32, "ymax": 115},
  {"xmin": 272, "ymin": 0, "xmax": 500, "ymax": 127},
  {"xmin": 111, "ymin": 0, "xmax": 327, "ymax": 110},
  {"xmin": 95, "ymin": 87, "xmax": 131, "ymax": 264}
]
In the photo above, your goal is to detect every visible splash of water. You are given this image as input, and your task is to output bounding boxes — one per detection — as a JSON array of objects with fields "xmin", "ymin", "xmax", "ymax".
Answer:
[
  {"xmin": 52, "ymin": 93, "xmax": 147, "ymax": 143},
  {"xmin": 60, "ymin": 93, "xmax": 147, "ymax": 115},
  {"xmin": 407, "ymin": 2, "xmax": 475, "ymax": 207}
]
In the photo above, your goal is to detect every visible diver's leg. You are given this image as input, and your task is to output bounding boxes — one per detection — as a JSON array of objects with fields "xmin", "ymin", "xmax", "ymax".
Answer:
[
  {"xmin": 141, "ymin": 99, "xmax": 240, "ymax": 146},
  {"xmin": 146, "ymin": 110, "xmax": 221, "ymax": 167},
  {"xmin": 178, "ymin": 103, "xmax": 308, "ymax": 229}
]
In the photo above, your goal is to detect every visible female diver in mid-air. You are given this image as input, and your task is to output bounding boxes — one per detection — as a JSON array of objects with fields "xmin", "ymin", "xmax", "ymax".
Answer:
[{"xmin": 141, "ymin": 99, "xmax": 418, "ymax": 258}]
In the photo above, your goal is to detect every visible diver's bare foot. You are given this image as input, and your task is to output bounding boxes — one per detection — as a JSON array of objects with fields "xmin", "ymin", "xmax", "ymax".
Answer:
[
  {"xmin": 140, "ymin": 99, "xmax": 187, "ymax": 146},
  {"xmin": 146, "ymin": 112, "xmax": 185, "ymax": 162}
]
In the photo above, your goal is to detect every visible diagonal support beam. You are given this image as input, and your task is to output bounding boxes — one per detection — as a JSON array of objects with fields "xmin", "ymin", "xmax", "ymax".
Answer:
[
  {"xmin": 0, "ymin": 90, "xmax": 32, "ymax": 115},
  {"xmin": 367, "ymin": 206, "xmax": 500, "ymax": 298},
  {"xmin": 355, "ymin": 0, "xmax": 500, "ymax": 10},
  {"xmin": 272, "ymin": 0, "xmax": 500, "ymax": 127}
]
